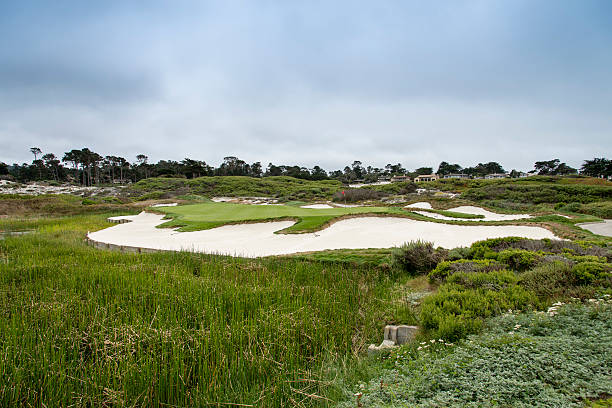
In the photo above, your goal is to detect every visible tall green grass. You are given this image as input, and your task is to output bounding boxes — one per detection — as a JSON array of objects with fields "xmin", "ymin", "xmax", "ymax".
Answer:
[{"xmin": 0, "ymin": 215, "xmax": 400, "ymax": 407}]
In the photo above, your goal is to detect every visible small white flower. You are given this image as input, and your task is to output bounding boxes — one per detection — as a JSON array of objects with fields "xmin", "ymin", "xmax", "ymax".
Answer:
[
  {"xmin": 417, "ymin": 346, "xmax": 422, "ymax": 350},
  {"xmin": 430, "ymin": 339, "xmax": 436, "ymax": 343}
]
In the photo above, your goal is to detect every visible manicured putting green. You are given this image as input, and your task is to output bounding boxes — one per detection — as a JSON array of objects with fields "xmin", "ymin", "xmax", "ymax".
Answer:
[{"xmin": 155, "ymin": 202, "xmax": 407, "ymax": 233}]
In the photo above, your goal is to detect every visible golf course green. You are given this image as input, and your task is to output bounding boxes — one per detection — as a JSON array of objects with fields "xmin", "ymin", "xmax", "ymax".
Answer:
[{"xmin": 155, "ymin": 202, "xmax": 407, "ymax": 233}]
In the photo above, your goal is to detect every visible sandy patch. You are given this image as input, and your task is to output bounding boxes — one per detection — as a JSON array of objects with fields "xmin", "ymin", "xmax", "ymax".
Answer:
[
  {"xmin": 405, "ymin": 202, "xmax": 433, "ymax": 210},
  {"xmin": 300, "ymin": 204, "xmax": 334, "ymax": 209},
  {"xmin": 89, "ymin": 212, "xmax": 558, "ymax": 258},
  {"xmin": 577, "ymin": 220, "xmax": 612, "ymax": 237},
  {"xmin": 333, "ymin": 203, "xmax": 361, "ymax": 208},
  {"xmin": 151, "ymin": 203, "xmax": 178, "ymax": 207},
  {"xmin": 447, "ymin": 206, "xmax": 531, "ymax": 221}
]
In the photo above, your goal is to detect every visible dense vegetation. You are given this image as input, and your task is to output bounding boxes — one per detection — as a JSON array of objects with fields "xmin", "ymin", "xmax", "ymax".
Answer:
[
  {"xmin": 1, "ymin": 174, "xmax": 611, "ymax": 407},
  {"xmin": 337, "ymin": 302, "xmax": 612, "ymax": 407},
  {"xmin": 129, "ymin": 176, "xmax": 342, "ymax": 201},
  {"xmin": 0, "ymin": 215, "xmax": 403, "ymax": 407}
]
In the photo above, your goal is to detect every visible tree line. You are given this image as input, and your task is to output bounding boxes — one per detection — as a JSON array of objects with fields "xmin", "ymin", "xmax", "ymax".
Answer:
[{"xmin": 0, "ymin": 147, "xmax": 609, "ymax": 185}]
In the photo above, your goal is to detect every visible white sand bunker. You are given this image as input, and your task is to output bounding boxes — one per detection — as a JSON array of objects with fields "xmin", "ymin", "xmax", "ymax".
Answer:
[
  {"xmin": 300, "ymin": 204, "xmax": 334, "ymax": 209},
  {"xmin": 578, "ymin": 220, "xmax": 612, "ymax": 237},
  {"xmin": 446, "ymin": 206, "xmax": 531, "ymax": 221},
  {"xmin": 405, "ymin": 202, "xmax": 433, "ymax": 209},
  {"xmin": 88, "ymin": 212, "xmax": 558, "ymax": 258},
  {"xmin": 151, "ymin": 203, "xmax": 178, "ymax": 207}
]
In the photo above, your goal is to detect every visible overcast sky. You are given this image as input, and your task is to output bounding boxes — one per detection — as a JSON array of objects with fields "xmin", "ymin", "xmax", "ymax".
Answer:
[{"xmin": 1, "ymin": 0, "xmax": 611, "ymax": 171}]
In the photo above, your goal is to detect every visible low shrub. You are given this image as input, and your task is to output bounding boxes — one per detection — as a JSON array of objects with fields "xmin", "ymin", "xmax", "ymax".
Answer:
[
  {"xmin": 469, "ymin": 237, "xmax": 611, "ymax": 261},
  {"xmin": 391, "ymin": 240, "xmax": 443, "ymax": 276},
  {"xmin": 445, "ymin": 246, "xmax": 471, "ymax": 261},
  {"xmin": 558, "ymin": 202, "xmax": 581, "ymax": 213},
  {"xmin": 428, "ymin": 259, "xmax": 505, "ymax": 282},
  {"xmin": 572, "ymin": 262, "xmax": 612, "ymax": 285},
  {"xmin": 446, "ymin": 269, "xmax": 518, "ymax": 290},
  {"xmin": 519, "ymin": 261, "xmax": 575, "ymax": 300},
  {"xmin": 332, "ymin": 188, "xmax": 387, "ymax": 202},
  {"xmin": 497, "ymin": 249, "xmax": 542, "ymax": 271},
  {"xmin": 579, "ymin": 201, "xmax": 612, "ymax": 218},
  {"xmin": 420, "ymin": 284, "xmax": 537, "ymax": 341}
]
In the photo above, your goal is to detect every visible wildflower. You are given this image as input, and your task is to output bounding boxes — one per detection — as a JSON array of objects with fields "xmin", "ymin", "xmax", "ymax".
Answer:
[
  {"xmin": 420, "ymin": 342, "xmax": 426, "ymax": 345},
  {"xmin": 438, "ymin": 339, "xmax": 444, "ymax": 342},
  {"xmin": 430, "ymin": 339, "xmax": 436, "ymax": 343},
  {"xmin": 417, "ymin": 346, "xmax": 422, "ymax": 350}
]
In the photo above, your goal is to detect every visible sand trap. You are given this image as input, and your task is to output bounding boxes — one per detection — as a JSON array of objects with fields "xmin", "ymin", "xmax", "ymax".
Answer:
[
  {"xmin": 577, "ymin": 220, "xmax": 612, "ymax": 237},
  {"xmin": 88, "ymin": 212, "xmax": 558, "ymax": 258},
  {"xmin": 333, "ymin": 203, "xmax": 361, "ymax": 208},
  {"xmin": 151, "ymin": 203, "xmax": 178, "ymax": 207},
  {"xmin": 300, "ymin": 204, "xmax": 334, "ymax": 209},
  {"xmin": 446, "ymin": 206, "xmax": 531, "ymax": 221},
  {"xmin": 405, "ymin": 202, "xmax": 433, "ymax": 210}
]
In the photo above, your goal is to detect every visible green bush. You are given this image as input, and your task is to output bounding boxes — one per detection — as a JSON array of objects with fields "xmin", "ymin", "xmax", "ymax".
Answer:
[
  {"xmin": 81, "ymin": 198, "xmax": 97, "ymax": 205},
  {"xmin": 497, "ymin": 249, "xmax": 542, "ymax": 271},
  {"xmin": 558, "ymin": 202, "xmax": 581, "ymax": 213},
  {"xmin": 519, "ymin": 261, "xmax": 574, "ymax": 301},
  {"xmin": 428, "ymin": 259, "xmax": 505, "ymax": 282},
  {"xmin": 420, "ymin": 284, "xmax": 537, "ymax": 341},
  {"xmin": 572, "ymin": 262, "xmax": 612, "ymax": 285},
  {"xmin": 446, "ymin": 269, "xmax": 518, "ymax": 289},
  {"xmin": 445, "ymin": 246, "xmax": 471, "ymax": 261},
  {"xmin": 580, "ymin": 201, "xmax": 612, "ymax": 218},
  {"xmin": 391, "ymin": 240, "xmax": 443, "ymax": 276}
]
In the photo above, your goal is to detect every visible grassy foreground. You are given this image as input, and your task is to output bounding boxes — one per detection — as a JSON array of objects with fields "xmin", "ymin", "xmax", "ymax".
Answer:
[
  {"xmin": 0, "ymin": 215, "xmax": 404, "ymax": 407},
  {"xmin": 155, "ymin": 202, "xmax": 408, "ymax": 233}
]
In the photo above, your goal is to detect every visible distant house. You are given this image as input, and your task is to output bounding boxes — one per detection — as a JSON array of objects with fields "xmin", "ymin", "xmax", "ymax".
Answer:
[
  {"xmin": 444, "ymin": 173, "xmax": 470, "ymax": 179},
  {"xmin": 391, "ymin": 175, "xmax": 411, "ymax": 182},
  {"xmin": 414, "ymin": 174, "xmax": 439, "ymax": 182},
  {"xmin": 378, "ymin": 176, "xmax": 391, "ymax": 182},
  {"xmin": 485, "ymin": 173, "xmax": 509, "ymax": 179}
]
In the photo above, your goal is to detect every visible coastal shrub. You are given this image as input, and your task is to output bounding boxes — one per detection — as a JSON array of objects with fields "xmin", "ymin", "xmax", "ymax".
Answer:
[
  {"xmin": 469, "ymin": 237, "xmax": 611, "ymax": 261},
  {"xmin": 580, "ymin": 201, "xmax": 612, "ymax": 218},
  {"xmin": 519, "ymin": 261, "xmax": 574, "ymax": 300},
  {"xmin": 391, "ymin": 240, "xmax": 443, "ymax": 276},
  {"xmin": 428, "ymin": 259, "xmax": 505, "ymax": 282},
  {"xmin": 572, "ymin": 262, "xmax": 612, "ymax": 285},
  {"xmin": 332, "ymin": 188, "xmax": 387, "ymax": 202},
  {"xmin": 446, "ymin": 270, "xmax": 518, "ymax": 290},
  {"xmin": 420, "ymin": 284, "xmax": 536, "ymax": 341},
  {"xmin": 497, "ymin": 249, "xmax": 542, "ymax": 271},
  {"xmin": 445, "ymin": 246, "xmax": 471, "ymax": 261},
  {"xmin": 558, "ymin": 202, "xmax": 582, "ymax": 213}
]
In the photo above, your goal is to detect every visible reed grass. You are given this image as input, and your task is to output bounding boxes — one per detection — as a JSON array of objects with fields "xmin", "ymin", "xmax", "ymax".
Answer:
[{"xmin": 0, "ymin": 215, "xmax": 401, "ymax": 407}]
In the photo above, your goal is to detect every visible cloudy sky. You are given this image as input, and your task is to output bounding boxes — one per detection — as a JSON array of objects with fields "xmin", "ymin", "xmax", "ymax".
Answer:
[{"xmin": 1, "ymin": 0, "xmax": 611, "ymax": 171}]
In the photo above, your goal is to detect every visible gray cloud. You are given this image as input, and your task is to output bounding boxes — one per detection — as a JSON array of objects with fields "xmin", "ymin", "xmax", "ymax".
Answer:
[{"xmin": 1, "ymin": 0, "xmax": 611, "ymax": 170}]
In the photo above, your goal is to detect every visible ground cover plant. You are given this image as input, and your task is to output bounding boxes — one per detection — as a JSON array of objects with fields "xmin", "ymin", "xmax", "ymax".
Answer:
[
  {"xmin": 336, "ymin": 301, "xmax": 612, "ymax": 407},
  {"xmin": 154, "ymin": 201, "xmax": 408, "ymax": 233},
  {"xmin": 0, "ymin": 214, "xmax": 409, "ymax": 407}
]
